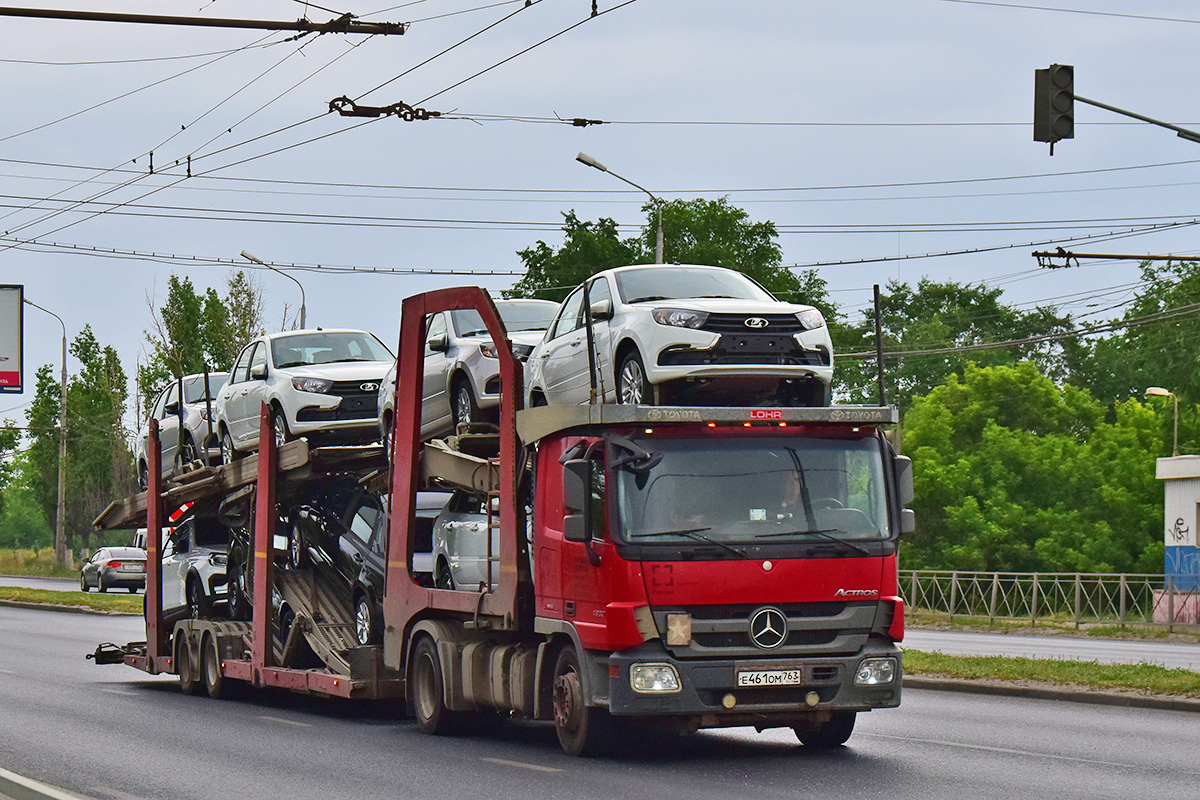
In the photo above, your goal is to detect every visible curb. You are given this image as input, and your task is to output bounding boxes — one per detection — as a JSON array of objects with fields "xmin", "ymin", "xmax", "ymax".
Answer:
[
  {"xmin": 0, "ymin": 599, "xmax": 136, "ymax": 616},
  {"xmin": 0, "ymin": 767, "xmax": 84, "ymax": 800},
  {"xmin": 904, "ymin": 675, "xmax": 1200, "ymax": 713}
]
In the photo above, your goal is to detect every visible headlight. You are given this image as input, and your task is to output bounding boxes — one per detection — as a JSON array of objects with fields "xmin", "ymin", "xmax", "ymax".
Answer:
[
  {"xmin": 210, "ymin": 553, "xmax": 228, "ymax": 567},
  {"xmin": 795, "ymin": 309, "xmax": 826, "ymax": 330},
  {"xmin": 630, "ymin": 663, "xmax": 682, "ymax": 693},
  {"xmin": 479, "ymin": 343, "xmax": 500, "ymax": 359},
  {"xmin": 652, "ymin": 308, "xmax": 709, "ymax": 329},
  {"xmin": 512, "ymin": 343, "xmax": 534, "ymax": 360},
  {"xmin": 291, "ymin": 377, "xmax": 333, "ymax": 393},
  {"xmin": 854, "ymin": 657, "xmax": 897, "ymax": 686}
]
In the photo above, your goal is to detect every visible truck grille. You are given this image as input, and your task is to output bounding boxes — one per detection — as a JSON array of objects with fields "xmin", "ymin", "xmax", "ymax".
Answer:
[{"xmin": 652, "ymin": 602, "xmax": 876, "ymax": 659}]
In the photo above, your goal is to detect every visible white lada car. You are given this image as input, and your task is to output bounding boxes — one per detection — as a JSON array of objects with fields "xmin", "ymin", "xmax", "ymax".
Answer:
[
  {"xmin": 215, "ymin": 329, "xmax": 393, "ymax": 460},
  {"xmin": 525, "ymin": 264, "xmax": 833, "ymax": 407}
]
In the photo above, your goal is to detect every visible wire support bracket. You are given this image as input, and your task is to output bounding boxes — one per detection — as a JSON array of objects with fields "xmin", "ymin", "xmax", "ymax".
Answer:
[{"xmin": 328, "ymin": 96, "xmax": 440, "ymax": 121}]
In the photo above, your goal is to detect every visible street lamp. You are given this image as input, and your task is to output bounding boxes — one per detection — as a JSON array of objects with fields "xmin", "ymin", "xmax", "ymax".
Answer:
[
  {"xmin": 22, "ymin": 298, "xmax": 68, "ymax": 568},
  {"xmin": 1145, "ymin": 386, "xmax": 1179, "ymax": 456},
  {"xmin": 241, "ymin": 250, "xmax": 307, "ymax": 329},
  {"xmin": 575, "ymin": 152, "xmax": 664, "ymax": 264}
]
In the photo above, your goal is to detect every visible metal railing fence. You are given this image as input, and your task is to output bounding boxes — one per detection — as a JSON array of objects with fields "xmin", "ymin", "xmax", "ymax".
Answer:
[{"xmin": 899, "ymin": 570, "xmax": 1200, "ymax": 632}]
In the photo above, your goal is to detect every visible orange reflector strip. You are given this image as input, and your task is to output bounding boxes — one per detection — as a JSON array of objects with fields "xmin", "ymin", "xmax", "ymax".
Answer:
[
  {"xmin": 743, "ymin": 422, "xmax": 752, "ymax": 427},
  {"xmin": 608, "ymin": 665, "xmax": 620, "ymax": 677},
  {"xmin": 254, "ymin": 551, "xmax": 267, "ymax": 560}
]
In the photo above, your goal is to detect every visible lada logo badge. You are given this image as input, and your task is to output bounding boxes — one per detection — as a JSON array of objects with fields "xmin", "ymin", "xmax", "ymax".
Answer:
[
  {"xmin": 361, "ymin": 382, "xmax": 379, "ymax": 392},
  {"xmin": 744, "ymin": 317, "xmax": 769, "ymax": 329},
  {"xmin": 748, "ymin": 606, "xmax": 788, "ymax": 649}
]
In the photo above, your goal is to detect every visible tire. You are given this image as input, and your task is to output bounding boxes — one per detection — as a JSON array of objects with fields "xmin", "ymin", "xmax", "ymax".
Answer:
[
  {"xmin": 381, "ymin": 414, "xmax": 392, "ymax": 461},
  {"xmin": 529, "ymin": 392, "xmax": 547, "ymax": 408},
  {"xmin": 202, "ymin": 634, "xmax": 226, "ymax": 699},
  {"xmin": 176, "ymin": 635, "xmax": 200, "ymax": 696},
  {"xmin": 227, "ymin": 563, "xmax": 248, "ymax": 621},
  {"xmin": 127, "ymin": 586, "xmax": 137, "ymax": 594},
  {"xmin": 80, "ymin": 574, "xmax": 89, "ymax": 592},
  {"xmin": 794, "ymin": 712, "xmax": 856, "ymax": 748},
  {"xmin": 354, "ymin": 594, "xmax": 381, "ymax": 646},
  {"xmin": 220, "ymin": 429, "xmax": 238, "ymax": 465},
  {"xmin": 452, "ymin": 380, "xmax": 479, "ymax": 428},
  {"xmin": 98, "ymin": 576, "xmax": 109, "ymax": 594},
  {"xmin": 279, "ymin": 606, "xmax": 297, "ymax": 648},
  {"xmin": 434, "ymin": 559, "xmax": 454, "ymax": 591},
  {"xmin": 552, "ymin": 645, "xmax": 618, "ymax": 756},
  {"xmin": 410, "ymin": 635, "xmax": 465, "ymax": 736},
  {"xmin": 288, "ymin": 522, "xmax": 306, "ymax": 569},
  {"xmin": 272, "ymin": 407, "xmax": 290, "ymax": 448},
  {"xmin": 617, "ymin": 350, "xmax": 651, "ymax": 406},
  {"xmin": 138, "ymin": 462, "xmax": 149, "ymax": 491},
  {"xmin": 186, "ymin": 576, "xmax": 208, "ymax": 619}
]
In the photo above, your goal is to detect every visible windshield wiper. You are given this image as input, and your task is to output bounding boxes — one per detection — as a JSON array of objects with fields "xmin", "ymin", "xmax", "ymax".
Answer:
[
  {"xmin": 634, "ymin": 527, "xmax": 746, "ymax": 558},
  {"xmin": 627, "ymin": 295, "xmax": 670, "ymax": 303},
  {"xmin": 754, "ymin": 529, "xmax": 871, "ymax": 554}
]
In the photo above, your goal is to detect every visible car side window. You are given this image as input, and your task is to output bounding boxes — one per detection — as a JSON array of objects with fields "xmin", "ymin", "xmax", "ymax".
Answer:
[
  {"xmin": 151, "ymin": 388, "xmax": 169, "ymax": 421},
  {"xmin": 348, "ymin": 497, "xmax": 381, "ymax": 543},
  {"xmin": 163, "ymin": 383, "xmax": 179, "ymax": 416},
  {"xmin": 248, "ymin": 343, "xmax": 267, "ymax": 380},
  {"xmin": 425, "ymin": 313, "xmax": 447, "ymax": 355},
  {"xmin": 552, "ymin": 288, "xmax": 585, "ymax": 339},
  {"xmin": 587, "ymin": 276, "xmax": 611, "ymax": 310},
  {"xmin": 232, "ymin": 344, "xmax": 254, "ymax": 384}
]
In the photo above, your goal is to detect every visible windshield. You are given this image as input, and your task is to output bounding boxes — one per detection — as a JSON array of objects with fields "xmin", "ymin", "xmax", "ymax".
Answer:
[
  {"xmin": 614, "ymin": 267, "xmax": 775, "ymax": 304},
  {"xmin": 451, "ymin": 301, "xmax": 558, "ymax": 337},
  {"xmin": 182, "ymin": 374, "xmax": 227, "ymax": 403},
  {"xmin": 270, "ymin": 332, "xmax": 393, "ymax": 368},
  {"xmin": 615, "ymin": 435, "xmax": 891, "ymax": 546}
]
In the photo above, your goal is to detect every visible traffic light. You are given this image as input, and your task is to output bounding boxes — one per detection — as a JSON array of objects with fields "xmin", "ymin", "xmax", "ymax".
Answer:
[{"xmin": 1034, "ymin": 64, "xmax": 1074, "ymax": 143}]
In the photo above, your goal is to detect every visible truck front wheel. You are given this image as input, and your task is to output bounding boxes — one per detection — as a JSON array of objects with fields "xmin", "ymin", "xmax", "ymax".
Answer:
[
  {"xmin": 411, "ymin": 636, "xmax": 463, "ymax": 735},
  {"xmin": 794, "ymin": 711, "xmax": 856, "ymax": 748},
  {"xmin": 552, "ymin": 646, "xmax": 617, "ymax": 756}
]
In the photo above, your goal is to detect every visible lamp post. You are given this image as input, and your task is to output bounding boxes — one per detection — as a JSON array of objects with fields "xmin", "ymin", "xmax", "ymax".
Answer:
[
  {"xmin": 241, "ymin": 250, "xmax": 306, "ymax": 329},
  {"xmin": 23, "ymin": 298, "xmax": 68, "ymax": 568},
  {"xmin": 575, "ymin": 152, "xmax": 664, "ymax": 264},
  {"xmin": 1145, "ymin": 386, "xmax": 1179, "ymax": 456}
]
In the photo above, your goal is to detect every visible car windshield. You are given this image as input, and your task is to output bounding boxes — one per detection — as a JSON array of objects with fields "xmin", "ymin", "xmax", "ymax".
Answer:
[
  {"xmin": 192, "ymin": 519, "xmax": 230, "ymax": 548},
  {"xmin": 451, "ymin": 302, "xmax": 558, "ymax": 338},
  {"xmin": 614, "ymin": 267, "xmax": 775, "ymax": 304},
  {"xmin": 182, "ymin": 374, "xmax": 227, "ymax": 403},
  {"xmin": 614, "ymin": 434, "xmax": 891, "ymax": 546},
  {"xmin": 270, "ymin": 332, "xmax": 393, "ymax": 368}
]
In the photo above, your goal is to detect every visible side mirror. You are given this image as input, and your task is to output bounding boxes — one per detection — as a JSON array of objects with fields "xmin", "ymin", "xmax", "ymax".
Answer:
[
  {"xmin": 562, "ymin": 458, "xmax": 589, "ymax": 543},
  {"xmin": 590, "ymin": 298, "xmax": 614, "ymax": 321},
  {"xmin": 894, "ymin": 455, "xmax": 913, "ymax": 507},
  {"xmin": 163, "ymin": 402, "xmax": 180, "ymax": 416},
  {"xmin": 250, "ymin": 364, "xmax": 267, "ymax": 380},
  {"xmin": 427, "ymin": 333, "xmax": 449, "ymax": 352},
  {"xmin": 900, "ymin": 509, "xmax": 916, "ymax": 535}
]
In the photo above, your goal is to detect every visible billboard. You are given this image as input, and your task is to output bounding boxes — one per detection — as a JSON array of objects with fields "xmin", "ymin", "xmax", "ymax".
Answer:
[{"xmin": 0, "ymin": 284, "xmax": 22, "ymax": 393}]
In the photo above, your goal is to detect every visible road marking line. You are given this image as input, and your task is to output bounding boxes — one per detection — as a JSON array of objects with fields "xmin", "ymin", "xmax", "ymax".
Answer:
[
  {"xmin": 100, "ymin": 688, "xmax": 137, "ymax": 697},
  {"xmin": 861, "ymin": 732, "xmax": 1200, "ymax": 775},
  {"xmin": 481, "ymin": 757, "xmax": 562, "ymax": 773},
  {"xmin": 259, "ymin": 715, "xmax": 312, "ymax": 728},
  {"xmin": 94, "ymin": 786, "xmax": 152, "ymax": 800},
  {"xmin": 0, "ymin": 668, "xmax": 16, "ymax": 675}
]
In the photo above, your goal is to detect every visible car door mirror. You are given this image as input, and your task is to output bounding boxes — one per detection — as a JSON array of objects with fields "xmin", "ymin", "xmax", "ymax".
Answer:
[
  {"xmin": 427, "ymin": 332, "xmax": 448, "ymax": 352},
  {"xmin": 589, "ymin": 298, "xmax": 613, "ymax": 321},
  {"xmin": 163, "ymin": 402, "xmax": 180, "ymax": 416},
  {"xmin": 250, "ymin": 364, "xmax": 267, "ymax": 380}
]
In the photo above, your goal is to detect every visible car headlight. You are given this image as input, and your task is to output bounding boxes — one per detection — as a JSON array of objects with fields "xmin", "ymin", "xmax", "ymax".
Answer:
[
  {"xmin": 652, "ymin": 308, "xmax": 709, "ymax": 329},
  {"xmin": 795, "ymin": 309, "xmax": 826, "ymax": 330},
  {"xmin": 291, "ymin": 377, "xmax": 334, "ymax": 393},
  {"xmin": 210, "ymin": 553, "xmax": 228, "ymax": 567},
  {"xmin": 630, "ymin": 663, "xmax": 682, "ymax": 693},
  {"xmin": 511, "ymin": 343, "xmax": 534, "ymax": 360},
  {"xmin": 479, "ymin": 343, "xmax": 500, "ymax": 359},
  {"xmin": 854, "ymin": 657, "xmax": 897, "ymax": 686}
]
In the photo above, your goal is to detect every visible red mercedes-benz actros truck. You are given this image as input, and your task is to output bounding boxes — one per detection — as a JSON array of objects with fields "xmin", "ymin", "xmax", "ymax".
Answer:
[{"xmin": 95, "ymin": 287, "xmax": 912, "ymax": 757}]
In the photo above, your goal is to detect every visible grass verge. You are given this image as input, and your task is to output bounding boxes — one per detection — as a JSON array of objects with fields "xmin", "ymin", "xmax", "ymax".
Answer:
[
  {"xmin": 0, "ymin": 586, "xmax": 141, "ymax": 614},
  {"xmin": 0, "ymin": 548, "xmax": 78, "ymax": 578},
  {"xmin": 905, "ymin": 649, "xmax": 1200, "ymax": 697}
]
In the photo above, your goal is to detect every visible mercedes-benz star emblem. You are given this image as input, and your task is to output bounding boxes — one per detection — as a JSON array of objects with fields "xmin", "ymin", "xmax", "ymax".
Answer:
[
  {"xmin": 749, "ymin": 607, "xmax": 788, "ymax": 649},
  {"xmin": 360, "ymin": 382, "xmax": 379, "ymax": 392},
  {"xmin": 744, "ymin": 317, "xmax": 769, "ymax": 329}
]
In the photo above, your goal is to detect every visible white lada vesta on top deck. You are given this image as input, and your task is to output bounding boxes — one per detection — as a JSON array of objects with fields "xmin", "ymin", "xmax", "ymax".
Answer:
[
  {"xmin": 215, "ymin": 329, "xmax": 393, "ymax": 460},
  {"xmin": 525, "ymin": 264, "xmax": 834, "ymax": 407}
]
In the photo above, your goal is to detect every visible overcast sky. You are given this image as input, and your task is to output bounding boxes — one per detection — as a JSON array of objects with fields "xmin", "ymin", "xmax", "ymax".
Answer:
[{"xmin": 3, "ymin": 0, "xmax": 1200, "ymax": 429}]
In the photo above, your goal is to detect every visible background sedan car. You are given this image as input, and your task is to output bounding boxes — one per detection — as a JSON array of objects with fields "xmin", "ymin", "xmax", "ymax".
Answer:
[
  {"xmin": 378, "ymin": 298, "xmax": 558, "ymax": 448},
  {"xmin": 525, "ymin": 264, "xmax": 834, "ymax": 408},
  {"xmin": 134, "ymin": 372, "xmax": 228, "ymax": 489},
  {"xmin": 216, "ymin": 329, "xmax": 392, "ymax": 461},
  {"xmin": 80, "ymin": 546, "xmax": 146, "ymax": 593}
]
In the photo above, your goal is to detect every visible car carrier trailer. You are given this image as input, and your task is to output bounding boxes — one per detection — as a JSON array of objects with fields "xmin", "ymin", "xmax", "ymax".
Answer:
[{"xmin": 94, "ymin": 286, "xmax": 914, "ymax": 756}]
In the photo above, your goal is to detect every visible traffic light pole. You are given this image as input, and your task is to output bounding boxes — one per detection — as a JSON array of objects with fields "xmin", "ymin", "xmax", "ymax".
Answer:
[{"xmin": 1070, "ymin": 94, "xmax": 1200, "ymax": 144}]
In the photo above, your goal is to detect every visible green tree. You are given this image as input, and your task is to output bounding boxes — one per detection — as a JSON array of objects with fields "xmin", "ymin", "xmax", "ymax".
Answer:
[
  {"xmin": 901, "ymin": 362, "xmax": 1163, "ymax": 573},
  {"xmin": 0, "ymin": 460, "xmax": 53, "ymax": 550},
  {"xmin": 0, "ymin": 419, "xmax": 17, "ymax": 519}
]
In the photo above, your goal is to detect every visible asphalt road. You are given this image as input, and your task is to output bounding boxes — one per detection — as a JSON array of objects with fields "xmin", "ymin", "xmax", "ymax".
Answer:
[
  {"xmin": 2, "ymin": 605, "xmax": 1198, "ymax": 800},
  {"xmin": 905, "ymin": 629, "xmax": 1200, "ymax": 672},
  {"xmin": 0, "ymin": 575, "xmax": 142, "ymax": 594}
]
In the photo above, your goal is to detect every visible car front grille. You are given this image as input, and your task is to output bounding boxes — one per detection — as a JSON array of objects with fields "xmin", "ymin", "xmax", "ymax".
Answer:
[{"xmin": 701, "ymin": 313, "xmax": 808, "ymax": 335}]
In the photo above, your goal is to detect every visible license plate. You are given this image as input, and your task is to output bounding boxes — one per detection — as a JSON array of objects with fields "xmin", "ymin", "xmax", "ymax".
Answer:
[
  {"xmin": 121, "ymin": 564, "xmax": 141, "ymax": 572},
  {"xmin": 737, "ymin": 669, "xmax": 804, "ymax": 687}
]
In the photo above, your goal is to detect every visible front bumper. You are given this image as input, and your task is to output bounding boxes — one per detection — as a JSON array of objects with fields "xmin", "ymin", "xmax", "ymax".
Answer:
[{"xmin": 607, "ymin": 639, "xmax": 901, "ymax": 724}]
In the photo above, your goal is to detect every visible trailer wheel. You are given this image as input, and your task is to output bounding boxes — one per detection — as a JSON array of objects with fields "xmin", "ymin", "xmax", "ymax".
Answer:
[
  {"xmin": 552, "ymin": 645, "xmax": 616, "ymax": 756},
  {"xmin": 411, "ymin": 636, "xmax": 463, "ymax": 735},
  {"xmin": 794, "ymin": 711, "xmax": 856, "ymax": 748},
  {"xmin": 202, "ymin": 634, "xmax": 226, "ymax": 699},
  {"xmin": 176, "ymin": 635, "xmax": 200, "ymax": 696}
]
